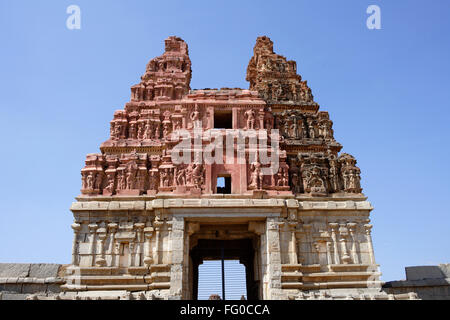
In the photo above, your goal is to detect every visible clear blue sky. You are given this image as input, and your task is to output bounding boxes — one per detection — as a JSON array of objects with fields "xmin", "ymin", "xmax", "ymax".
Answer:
[{"xmin": 0, "ymin": 0, "xmax": 449, "ymax": 283}]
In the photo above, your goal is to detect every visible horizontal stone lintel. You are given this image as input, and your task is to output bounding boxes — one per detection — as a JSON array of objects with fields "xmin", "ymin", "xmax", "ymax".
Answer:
[
  {"xmin": 71, "ymin": 198, "xmax": 373, "ymax": 212},
  {"xmin": 0, "ymin": 277, "xmax": 64, "ymax": 284}
]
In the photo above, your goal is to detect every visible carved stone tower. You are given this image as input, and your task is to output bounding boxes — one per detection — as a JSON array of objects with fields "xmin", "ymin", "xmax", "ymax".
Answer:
[{"xmin": 60, "ymin": 36, "xmax": 414, "ymax": 300}]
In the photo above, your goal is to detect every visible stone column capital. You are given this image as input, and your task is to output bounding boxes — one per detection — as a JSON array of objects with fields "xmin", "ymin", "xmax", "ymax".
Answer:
[
  {"xmin": 108, "ymin": 223, "xmax": 118, "ymax": 232},
  {"xmin": 71, "ymin": 223, "xmax": 81, "ymax": 232},
  {"xmin": 364, "ymin": 224, "xmax": 373, "ymax": 234},
  {"xmin": 134, "ymin": 222, "xmax": 146, "ymax": 230},
  {"xmin": 88, "ymin": 223, "xmax": 98, "ymax": 232},
  {"xmin": 144, "ymin": 226, "xmax": 154, "ymax": 239},
  {"xmin": 347, "ymin": 222, "xmax": 357, "ymax": 231},
  {"xmin": 329, "ymin": 223, "xmax": 339, "ymax": 230},
  {"xmin": 97, "ymin": 232, "xmax": 107, "ymax": 240}
]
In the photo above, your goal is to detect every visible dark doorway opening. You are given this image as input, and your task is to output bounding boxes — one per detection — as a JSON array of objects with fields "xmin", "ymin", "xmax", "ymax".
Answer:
[
  {"xmin": 190, "ymin": 239, "xmax": 259, "ymax": 300},
  {"xmin": 214, "ymin": 111, "xmax": 232, "ymax": 129},
  {"xmin": 216, "ymin": 176, "xmax": 231, "ymax": 194}
]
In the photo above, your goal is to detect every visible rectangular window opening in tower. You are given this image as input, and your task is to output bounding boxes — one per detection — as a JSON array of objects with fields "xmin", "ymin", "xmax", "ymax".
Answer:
[
  {"xmin": 214, "ymin": 110, "xmax": 232, "ymax": 129},
  {"xmin": 216, "ymin": 176, "xmax": 231, "ymax": 194}
]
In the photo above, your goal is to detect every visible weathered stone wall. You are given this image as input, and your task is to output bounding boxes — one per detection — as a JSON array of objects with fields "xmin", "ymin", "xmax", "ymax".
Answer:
[
  {"xmin": 0, "ymin": 263, "xmax": 65, "ymax": 300},
  {"xmin": 383, "ymin": 264, "xmax": 450, "ymax": 300},
  {"xmin": 62, "ymin": 197, "xmax": 392, "ymax": 300}
]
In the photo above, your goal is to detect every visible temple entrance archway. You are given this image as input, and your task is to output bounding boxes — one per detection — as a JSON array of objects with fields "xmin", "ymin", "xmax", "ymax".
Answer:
[{"xmin": 188, "ymin": 223, "xmax": 262, "ymax": 300}]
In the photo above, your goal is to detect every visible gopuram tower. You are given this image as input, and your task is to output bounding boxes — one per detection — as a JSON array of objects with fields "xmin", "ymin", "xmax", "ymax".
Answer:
[{"xmin": 56, "ymin": 36, "xmax": 415, "ymax": 300}]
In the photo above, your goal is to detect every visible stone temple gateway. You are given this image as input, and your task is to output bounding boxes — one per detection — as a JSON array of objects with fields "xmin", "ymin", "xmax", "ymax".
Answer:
[{"xmin": 57, "ymin": 36, "xmax": 416, "ymax": 300}]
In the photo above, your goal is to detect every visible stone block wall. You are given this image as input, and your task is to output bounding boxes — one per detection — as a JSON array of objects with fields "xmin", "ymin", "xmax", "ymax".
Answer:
[
  {"xmin": 383, "ymin": 264, "xmax": 450, "ymax": 300},
  {"xmin": 0, "ymin": 263, "xmax": 65, "ymax": 300}
]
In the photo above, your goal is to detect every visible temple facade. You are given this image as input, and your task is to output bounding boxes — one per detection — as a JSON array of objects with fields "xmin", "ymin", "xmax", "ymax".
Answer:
[{"xmin": 57, "ymin": 36, "xmax": 416, "ymax": 300}]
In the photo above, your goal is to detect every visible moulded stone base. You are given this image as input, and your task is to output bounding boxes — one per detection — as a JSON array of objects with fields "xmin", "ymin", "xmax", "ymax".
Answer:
[{"xmin": 117, "ymin": 189, "xmax": 141, "ymax": 196}]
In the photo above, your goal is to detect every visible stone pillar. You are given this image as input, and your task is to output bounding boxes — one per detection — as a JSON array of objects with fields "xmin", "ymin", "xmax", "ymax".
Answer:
[
  {"xmin": 347, "ymin": 223, "xmax": 359, "ymax": 264},
  {"xmin": 71, "ymin": 223, "xmax": 81, "ymax": 266},
  {"xmin": 326, "ymin": 241, "xmax": 332, "ymax": 270},
  {"xmin": 329, "ymin": 223, "xmax": 340, "ymax": 265},
  {"xmin": 288, "ymin": 222, "xmax": 298, "ymax": 264},
  {"xmin": 185, "ymin": 223, "xmax": 200, "ymax": 299},
  {"xmin": 143, "ymin": 226, "xmax": 154, "ymax": 267},
  {"xmin": 266, "ymin": 218, "xmax": 282, "ymax": 299},
  {"xmin": 129, "ymin": 242, "xmax": 135, "ymax": 267},
  {"xmin": 364, "ymin": 224, "xmax": 376, "ymax": 265},
  {"xmin": 302, "ymin": 224, "xmax": 312, "ymax": 265},
  {"xmin": 339, "ymin": 224, "xmax": 351, "ymax": 264},
  {"xmin": 154, "ymin": 219, "xmax": 164, "ymax": 264},
  {"xmin": 88, "ymin": 223, "xmax": 98, "ymax": 267},
  {"xmin": 169, "ymin": 216, "xmax": 185, "ymax": 299},
  {"xmin": 96, "ymin": 224, "xmax": 107, "ymax": 266},
  {"xmin": 313, "ymin": 242, "xmax": 320, "ymax": 265},
  {"xmin": 108, "ymin": 223, "xmax": 118, "ymax": 267},
  {"xmin": 248, "ymin": 221, "xmax": 265, "ymax": 300},
  {"xmin": 232, "ymin": 107, "xmax": 239, "ymax": 129},
  {"xmin": 135, "ymin": 223, "xmax": 145, "ymax": 266}
]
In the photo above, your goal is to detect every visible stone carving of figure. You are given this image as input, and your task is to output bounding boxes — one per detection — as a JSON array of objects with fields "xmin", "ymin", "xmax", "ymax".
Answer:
[
  {"xmin": 126, "ymin": 167, "xmax": 137, "ymax": 189},
  {"xmin": 264, "ymin": 59, "xmax": 272, "ymax": 71},
  {"xmin": 105, "ymin": 173, "xmax": 115, "ymax": 194},
  {"xmin": 191, "ymin": 164, "xmax": 204, "ymax": 188},
  {"xmin": 307, "ymin": 120, "xmax": 316, "ymax": 139},
  {"xmin": 173, "ymin": 118, "xmax": 182, "ymax": 131},
  {"xmin": 163, "ymin": 122, "xmax": 171, "ymax": 138},
  {"xmin": 277, "ymin": 117, "xmax": 287, "ymax": 138},
  {"xmin": 113, "ymin": 124, "xmax": 121, "ymax": 140},
  {"xmin": 304, "ymin": 166, "xmax": 326, "ymax": 193},
  {"xmin": 291, "ymin": 172, "xmax": 300, "ymax": 192},
  {"xmin": 143, "ymin": 120, "xmax": 152, "ymax": 140},
  {"xmin": 136, "ymin": 170, "xmax": 147, "ymax": 190},
  {"xmin": 264, "ymin": 110, "xmax": 273, "ymax": 133},
  {"xmin": 110, "ymin": 123, "xmax": 116, "ymax": 140},
  {"xmin": 338, "ymin": 154, "xmax": 362, "ymax": 193},
  {"xmin": 291, "ymin": 84, "xmax": 298, "ymax": 101},
  {"xmin": 343, "ymin": 168, "xmax": 361, "ymax": 193},
  {"xmin": 129, "ymin": 123, "xmax": 137, "ymax": 139},
  {"xmin": 329, "ymin": 159, "xmax": 341, "ymax": 193},
  {"xmin": 323, "ymin": 121, "xmax": 334, "ymax": 140},
  {"xmin": 94, "ymin": 171, "xmax": 103, "ymax": 190},
  {"xmin": 160, "ymin": 168, "xmax": 172, "ymax": 187},
  {"xmin": 116, "ymin": 171, "xmax": 124, "ymax": 190},
  {"xmin": 249, "ymin": 161, "xmax": 263, "ymax": 190},
  {"xmin": 154, "ymin": 122, "xmax": 160, "ymax": 139},
  {"xmin": 289, "ymin": 160, "xmax": 302, "ymax": 193},
  {"xmin": 86, "ymin": 172, "xmax": 95, "ymax": 189},
  {"xmin": 137, "ymin": 122, "xmax": 144, "ymax": 140},
  {"xmin": 300, "ymin": 120, "xmax": 307, "ymax": 139},
  {"xmin": 190, "ymin": 104, "xmax": 201, "ymax": 128},
  {"xmin": 176, "ymin": 166, "xmax": 186, "ymax": 186},
  {"xmin": 148, "ymin": 170, "xmax": 158, "ymax": 191},
  {"xmin": 186, "ymin": 164, "xmax": 193, "ymax": 185},
  {"xmin": 244, "ymin": 109, "xmax": 256, "ymax": 130},
  {"xmin": 275, "ymin": 167, "xmax": 288, "ymax": 187},
  {"xmin": 305, "ymin": 87, "xmax": 313, "ymax": 102},
  {"xmin": 276, "ymin": 85, "xmax": 283, "ymax": 100},
  {"xmin": 271, "ymin": 85, "xmax": 277, "ymax": 100},
  {"xmin": 81, "ymin": 172, "xmax": 87, "ymax": 190},
  {"xmin": 289, "ymin": 116, "xmax": 299, "ymax": 139}
]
